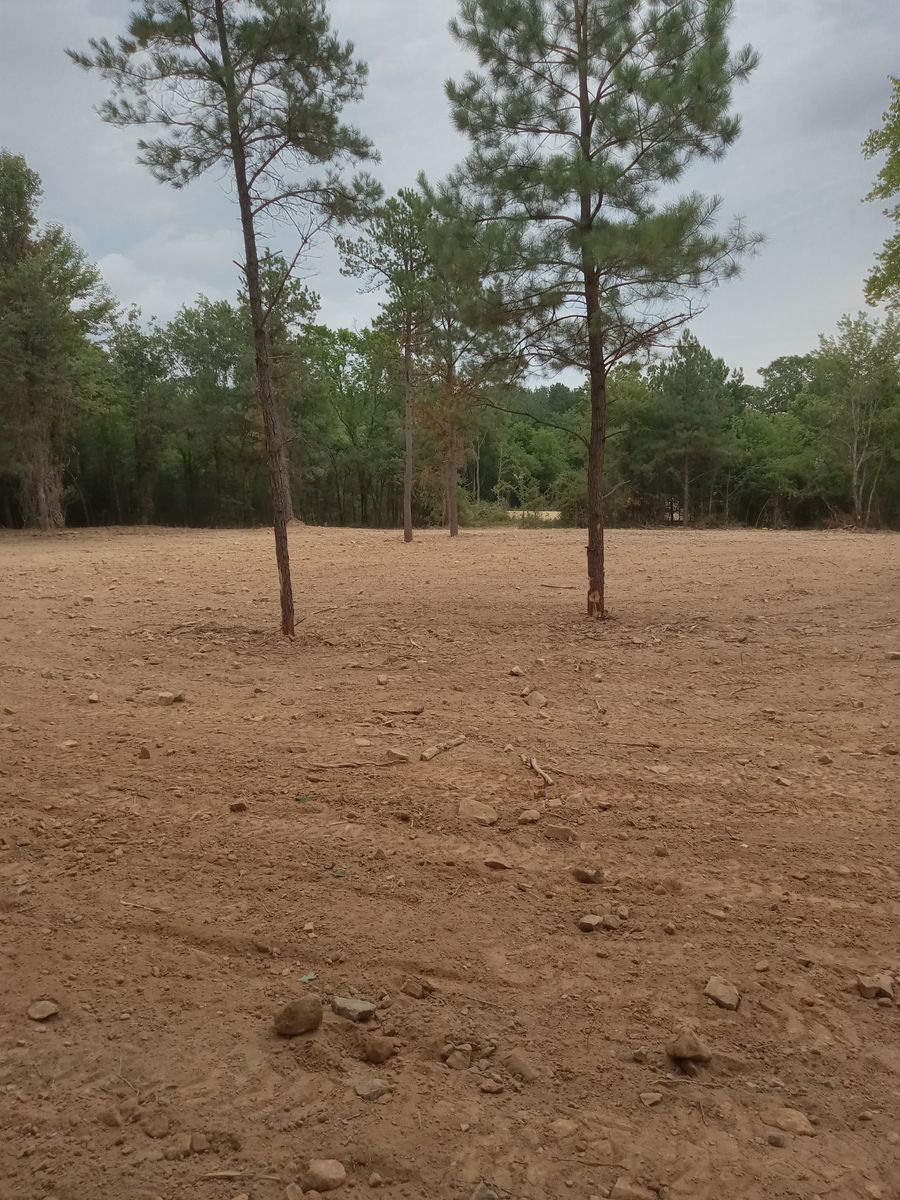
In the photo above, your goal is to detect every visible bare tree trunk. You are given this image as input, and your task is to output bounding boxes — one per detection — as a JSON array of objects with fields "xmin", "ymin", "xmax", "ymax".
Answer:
[
  {"xmin": 402, "ymin": 324, "xmax": 414, "ymax": 543},
  {"xmin": 446, "ymin": 433, "xmax": 460, "ymax": 538},
  {"xmin": 577, "ymin": 0, "xmax": 606, "ymax": 618},
  {"xmin": 683, "ymin": 452, "xmax": 690, "ymax": 526},
  {"xmin": 584, "ymin": 341, "xmax": 606, "ymax": 616},
  {"xmin": 21, "ymin": 426, "xmax": 65, "ymax": 531},
  {"xmin": 214, "ymin": 0, "xmax": 294, "ymax": 637}
]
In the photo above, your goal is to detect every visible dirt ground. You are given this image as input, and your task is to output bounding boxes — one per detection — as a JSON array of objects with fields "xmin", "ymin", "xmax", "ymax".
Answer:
[{"xmin": 2, "ymin": 525, "xmax": 900, "ymax": 1200}]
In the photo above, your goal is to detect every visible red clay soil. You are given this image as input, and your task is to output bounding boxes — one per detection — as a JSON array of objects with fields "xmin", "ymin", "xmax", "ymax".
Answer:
[{"xmin": 1, "ymin": 525, "xmax": 899, "ymax": 1200}]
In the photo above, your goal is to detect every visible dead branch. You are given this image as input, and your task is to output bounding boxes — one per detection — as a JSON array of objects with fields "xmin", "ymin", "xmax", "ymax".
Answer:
[
  {"xmin": 421, "ymin": 735, "xmax": 466, "ymax": 761},
  {"xmin": 521, "ymin": 754, "xmax": 554, "ymax": 785}
]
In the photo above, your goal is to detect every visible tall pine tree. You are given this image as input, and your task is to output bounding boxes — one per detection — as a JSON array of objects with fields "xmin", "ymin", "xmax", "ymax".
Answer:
[
  {"xmin": 441, "ymin": 0, "xmax": 759, "ymax": 614},
  {"xmin": 71, "ymin": 0, "xmax": 379, "ymax": 636}
]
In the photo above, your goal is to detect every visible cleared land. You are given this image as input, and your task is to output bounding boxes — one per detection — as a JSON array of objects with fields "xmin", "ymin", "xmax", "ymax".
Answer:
[{"xmin": 1, "ymin": 525, "xmax": 899, "ymax": 1200}]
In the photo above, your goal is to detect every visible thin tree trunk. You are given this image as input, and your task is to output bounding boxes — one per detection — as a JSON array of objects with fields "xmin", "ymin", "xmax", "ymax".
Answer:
[
  {"xmin": 214, "ymin": 0, "xmax": 294, "ymax": 636},
  {"xmin": 402, "ymin": 323, "xmax": 414, "ymax": 543},
  {"xmin": 446, "ymin": 434, "xmax": 459, "ymax": 537},
  {"xmin": 683, "ymin": 452, "xmax": 690, "ymax": 526},
  {"xmin": 577, "ymin": 0, "xmax": 606, "ymax": 618}
]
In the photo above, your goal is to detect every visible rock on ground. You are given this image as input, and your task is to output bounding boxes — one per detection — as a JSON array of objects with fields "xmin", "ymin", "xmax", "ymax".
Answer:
[
  {"xmin": 667, "ymin": 1029, "xmax": 712, "ymax": 1065},
  {"xmin": 458, "ymin": 797, "xmax": 499, "ymax": 825},
  {"xmin": 332, "ymin": 996, "xmax": 376, "ymax": 1022},
  {"xmin": 274, "ymin": 995, "xmax": 323, "ymax": 1037},
  {"xmin": 761, "ymin": 1106, "xmax": 816, "ymax": 1136},
  {"xmin": 704, "ymin": 975, "xmax": 740, "ymax": 1010},
  {"xmin": 27, "ymin": 999, "xmax": 59, "ymax": 1021},
  {"xmin": 302, "ymin": 1159, "xmax": 347, "ymax": 1192}
]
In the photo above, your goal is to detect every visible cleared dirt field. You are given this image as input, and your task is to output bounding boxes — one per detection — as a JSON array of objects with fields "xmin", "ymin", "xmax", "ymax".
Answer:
[{"xmin": 2, "ymin": 525, "xmax": 900, "ymax": 1200}]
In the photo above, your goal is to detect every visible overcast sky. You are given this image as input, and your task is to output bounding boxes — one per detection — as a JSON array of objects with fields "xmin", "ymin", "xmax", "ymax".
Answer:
[{"xmin": 2, "ymin": 0, "xmax": 897, "ymax": 382}]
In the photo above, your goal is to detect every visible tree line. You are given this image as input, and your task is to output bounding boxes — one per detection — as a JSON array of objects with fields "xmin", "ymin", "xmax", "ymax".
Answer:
[{"xmin": 1, "ymin": 3, "xmax": 898, "ymax": 633}]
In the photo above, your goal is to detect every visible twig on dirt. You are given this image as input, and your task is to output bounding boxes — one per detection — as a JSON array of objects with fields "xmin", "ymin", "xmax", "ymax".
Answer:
[
  {"xmin": 521, "ymin": 755, "xmax": 554, "ymax": 786},
  {"xmin": 540, "ymin": 583, "xmax": 578, "ymax": 590},
  {"xmin": 420, "ymin": 735, "xmax": 466, "ymax": 762},
  {"xmin": 375, "ymin": 704, "xmax": 425, "ymax": 716},
  {"xmin": 120, "ymin": 898, "xmax": 169, "ymax": 914},
  {"xmin": 200, "ymin": 1171, "xmax": 250, "ymax": 1180},
  {"xmin": 410, "ymin": 637, "xmax": 424, "ymax": 649},
  {"xmin": 304, "ymin": 759, "xmax": 403, "ymax": 770}
]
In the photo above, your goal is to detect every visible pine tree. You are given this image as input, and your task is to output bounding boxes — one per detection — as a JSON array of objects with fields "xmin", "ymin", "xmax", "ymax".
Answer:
[
  {"xmin": 0, "ymin": 151, "xmax": 111, "ymax": 529},
  {"xmin": 336, "ymin": 191, "xmax": 433, "ymax": 543},
  {"xmin": 863, "ymin": 76, "xmax": 900, "ymax": 309},
  {"xmin": 70, "ymin": 0, "xmax": 379, "ymax": 636},
  {"xmin": 442, "ymin": 0, "xmax": 759, "ymax": 614}
]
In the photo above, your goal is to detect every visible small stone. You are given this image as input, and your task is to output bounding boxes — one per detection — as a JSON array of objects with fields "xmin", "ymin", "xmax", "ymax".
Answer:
[
  {"xmin": 667, "ymin": 1029, "xmax": 712, "ymax": 1065},
  {"xmin": 302, "ymin": 1159, "xmax": 347, "ymax": 1193},
  {"xmin": 704, "ymin": 975, "xmax": 740, "ymax": 1010},
  {"xmin": 445, "ymin": 1049, "xmax": 471, "ymax": 1071},
  {"xmin": 499, "ymin": 1048, "xmax": 539, "ymax": 1081},
  {"xmin": 141, "ymin": 1112, "xmax": 170, "ymax": 1139},
  {"xmin": 401, "ymin": 978, "xmax": 426, "ymax": 998},
  {"xmin": 525, "ymin": 690, "xmax": 547, "ymax": 708},
  {"xmin": 480, "ymin": 1079, "xmax": 504, "ymax": 1094},
  {"xmin": 887, "ymin": 651, "xmax": 900, "ymax": 660},
  {"xmin": 601, "ymin": 913, "xmax": 621, "ymax": 931},
  {"xmin": 88, "ymin": 692, "xmax": 100, "ymax": 704},
  {"xmin": 138, "ymin": 745, "xmax": 151, "ymax": 759},
  {"xmin": 755, "ymin": 959, "xmax": 770, "ymax": 972},
  {"xmin": 368, "ymin": 1173, "xmax": 384, "ymax": 1188},
  {"xmin": 27, "ymin": 999, "xmax": 59, "ymax": 1022},
  {"xmin": 548, "ymin": 1118, "xmax": 579, "ymax": 1138},
  {"xmin": 611, "ymin": 1179, "xmax": 656, "ymax": 1200},
  {"xmin": 654, "ymin": 845, "xmax": 670, "ymax": 858},
  {"xmin": 544, "ymin": 823, "xmax": 577, "ymax": 842},
  {"xmin": 157, "ymin": 691, "xmax": 175, "ymax": 705},
  {"xmin": 169, "ymin": 1132, "xmax": 192, "ymax": 1159},
  {"xmin": 190, "ymin": 1132, "xmax": 209, "ymax": 1154},
  {"xmin": 761, "ymin": 1106, "xmax": 816, "ymax": 1136},
  {"xmin": 98, "ymin": 1106, "xmax": 124, "ymax": 1128},
  {"xmin": 881, "ymin": 743, "xmax": 899, "ymax": 756},
  {"xmin": 376, "ymin": 674, "xmax": 388, "ymax": 686},
  {"xmin": 332, "ymin": 996, "xmax": 376, "ymax": 1023},
  {"xmin": 354, "ymin": 1077, "xmax": 391, "ymax": 1101},
  {"xmin": 640, "ymin": 1092, "xmax": 663, "ymax": 1108},
  {"xmin": 386, "ymin": 748, "xmax": 409, "ymax": 762},
  {"xmin": 578, "ymin": 914, "xmax": 603, "ymax": 932},
  {"xmin": 663, "ymin": 923, "xmax": 676, "ymax": 936},
  {"xmin": 509, "ymin": 666, "xmax": 524, "ymax": 676},
  {"xmin": 517, "ymin": 809, "xmax": 540, "ymax": 824},
  {"xmin": 363, "ymin": 1035, "xmax": 396, "ymax": 1065},
  {"xmin": 818, "ymin": 752, "xmax": 834, "ymax": 765},
  {"xmin": 571, "ymin": 866, "xmax": 603, "ymax": 884},
  {"xmin": 470, "ymin": 1185, "xmax": 498, "ymax": 1200},
  {"xmin": 458, "ymin": 797, "xmax": 498, "ymax": 826},
  {"xmin": 484, "ymin": 857, "xmax": 512, "ymax": 870},
  {"xmin": 767, "ymin": 1132, "xmax": 787, "ymax": 1148},
  {"xmin": 274, "ymin": 995, "xmax": 323, "ymax": 1037},
  {"xmin": 229, "ymin": 801, "xmax": 248, "ymax": 813},
  {"xmin": 857, "ymin": 973, "xmax": 894, "ymax": 1000},
  {"xmin": 285, "ymin": 1185, "xmax": 305, "ymax": 1200}
]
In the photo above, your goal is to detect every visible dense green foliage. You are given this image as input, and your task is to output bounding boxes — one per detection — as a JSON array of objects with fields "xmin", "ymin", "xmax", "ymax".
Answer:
[
  {"xmin": 863, "ymin": 76, "xmax": 900, "ymax": 308},
  {"xmin": 2, "ymin": 170, "xmax": 898, "ymax": 531}
]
